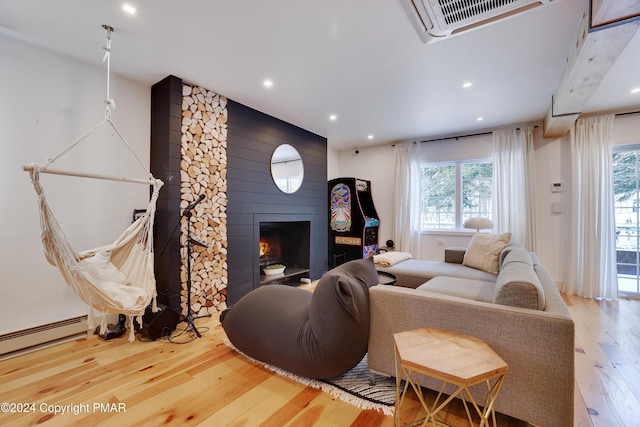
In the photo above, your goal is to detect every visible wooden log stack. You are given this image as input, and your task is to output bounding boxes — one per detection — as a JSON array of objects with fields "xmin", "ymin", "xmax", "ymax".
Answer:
[{"xmin": 179, "ymin": 84, "xmax": 228, "ymax": 317}]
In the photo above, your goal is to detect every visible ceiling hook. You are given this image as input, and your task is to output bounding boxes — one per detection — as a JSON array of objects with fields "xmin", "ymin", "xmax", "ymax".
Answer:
[
  {"xmin": 102, "ymin": 24, "xmax": 114, "ymax": 39},
  {"xmin": 100, "ymin": 25, "xmax": 116, "ymax": 113}
]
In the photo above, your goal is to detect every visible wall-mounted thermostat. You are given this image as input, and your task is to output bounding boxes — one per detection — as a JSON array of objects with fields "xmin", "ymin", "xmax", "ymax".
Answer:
[{"xmin": 551, "ymin": 182, "xmax": 562, "ymax": 193}]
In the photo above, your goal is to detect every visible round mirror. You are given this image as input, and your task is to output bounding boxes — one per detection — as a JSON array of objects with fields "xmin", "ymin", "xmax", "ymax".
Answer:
[{"xmin": 270, "ymin": 144, "xmax": 304, "ymax": 193}]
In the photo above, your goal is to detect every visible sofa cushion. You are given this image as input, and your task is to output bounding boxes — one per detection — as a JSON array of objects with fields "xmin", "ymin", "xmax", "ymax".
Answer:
[
  {"xmin": 377, "ymin": 259, "xmax": 498, "ymax": 289},
  {"xmin": 494, "ymin": 258, "xmax": 546, "ymax": 310},
  {"xmin": 418, "ymin": 276, "xmax": 495, "ymax": 303},
  {"xmin": 499, "ymin": 244, "xmax": 519, "ymax": 267},
  {"xmin": 463, "ymin": 232, "xmax": 512, "ymax": 274},
  {"xmin": 502, "ymin": 248, "xmax": 533, "ymax": 267}
]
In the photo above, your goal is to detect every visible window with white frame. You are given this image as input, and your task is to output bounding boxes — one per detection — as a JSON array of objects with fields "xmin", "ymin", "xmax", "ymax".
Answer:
[
  {"xmin": 612, "ymin": 144, "xmax": 640, "ymax": 296},
  {"xmin": 421, "ymin": 160, "xmax": 493, "ymax": 230}
]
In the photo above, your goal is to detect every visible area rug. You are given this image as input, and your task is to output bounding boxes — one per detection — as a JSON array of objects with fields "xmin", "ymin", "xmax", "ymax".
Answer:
[{"xmin": 225, "ymin": 341, "xmax": 398, "ymax": 416}]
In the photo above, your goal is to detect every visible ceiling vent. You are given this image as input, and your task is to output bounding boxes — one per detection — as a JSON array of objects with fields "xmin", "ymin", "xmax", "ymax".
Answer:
[{"xmin": 402, "ymin": 0, "xmax": 553, "ymax": 42}]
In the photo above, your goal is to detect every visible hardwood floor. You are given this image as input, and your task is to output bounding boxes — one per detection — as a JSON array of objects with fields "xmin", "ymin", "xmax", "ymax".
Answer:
[
  {"xmin": 0, "ymin": 295, "xmax": 638, "ymax": 426},
  {"xmin": 565, "ymin": 294, "xmax": 640, "ymax": 427}
]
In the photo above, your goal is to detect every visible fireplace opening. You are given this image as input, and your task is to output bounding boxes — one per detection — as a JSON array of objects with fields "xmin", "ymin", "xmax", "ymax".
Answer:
[{"xmin": 259, "ymin": 221, "xmax": 310, "ymax": 285}]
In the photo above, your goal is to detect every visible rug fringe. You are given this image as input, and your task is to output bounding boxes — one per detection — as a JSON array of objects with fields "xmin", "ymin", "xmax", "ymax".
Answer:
[{"xmin": 223, "ymin": 340, "xmax": 395, "ymax": 416}]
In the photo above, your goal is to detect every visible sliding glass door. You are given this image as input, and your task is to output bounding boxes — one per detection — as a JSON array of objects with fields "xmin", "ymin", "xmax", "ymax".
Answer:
[{"xmin": 613, "ymin": 146, "xmax": 640, "ymax": 297}]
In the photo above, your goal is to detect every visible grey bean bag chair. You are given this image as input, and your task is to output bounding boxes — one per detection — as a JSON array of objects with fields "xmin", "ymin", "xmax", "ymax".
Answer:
[{"xmin": 220, "ymin": 258, "xmax": 378, "ymax": 379}]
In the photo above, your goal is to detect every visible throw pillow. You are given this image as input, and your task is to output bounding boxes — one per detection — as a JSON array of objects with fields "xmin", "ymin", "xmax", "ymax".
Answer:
[
  {"xmin": 79, "ymin": 251, "xmax": 131, "ymax": 285},
  {"xmin": 463, "ymin": 232, "xmax": 512, "ymax": 274}
]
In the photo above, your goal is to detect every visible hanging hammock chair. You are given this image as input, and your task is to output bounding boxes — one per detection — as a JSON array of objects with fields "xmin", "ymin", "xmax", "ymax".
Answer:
[{"xmin": 23, "ymin": 26, "xmax": 164, "ymax": 341}]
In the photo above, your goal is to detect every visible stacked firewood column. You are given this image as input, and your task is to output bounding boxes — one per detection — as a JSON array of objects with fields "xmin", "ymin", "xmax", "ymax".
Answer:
[{"xmin": 180, "ymin": 84, "xmax": 228, "ymax": 317}]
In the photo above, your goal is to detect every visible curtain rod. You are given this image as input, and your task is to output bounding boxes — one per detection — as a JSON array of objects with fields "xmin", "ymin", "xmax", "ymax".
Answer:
[
  {"xmin": 615, "ymin": 110, "xmax": 640, "ymax": 117},
  {"xmin": 393, "ymin": 124, "xmax": 539, "ymax": 146},
  {"xmin": 388, "ymin": 112, "xmax": 640, "ymax": 147},
  {"xmin": 416, "ymin": 130, "xmax": 491, "ymax": 144}
]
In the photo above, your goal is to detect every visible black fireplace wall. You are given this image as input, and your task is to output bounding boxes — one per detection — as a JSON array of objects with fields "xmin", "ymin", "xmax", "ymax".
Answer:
[
  {"xmin": 150, "ymin": 75, "xmax": 183, "ymax": 313},
  {"xmin": 226, "ymin": 100, "xmax": 328, "ymax": 305}
]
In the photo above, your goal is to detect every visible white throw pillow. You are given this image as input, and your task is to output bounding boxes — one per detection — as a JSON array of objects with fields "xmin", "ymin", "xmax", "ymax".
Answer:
[
  {"xmin": 96, "ymin": 280, "xmax": 147, "ymax": 310},
  {"xmin": 463, "ymin": 232, "xmax": 512, "ymax": 274},
  {"xmin": 79, "ymin": 251, "xmax": 131, "ymax": 285}
]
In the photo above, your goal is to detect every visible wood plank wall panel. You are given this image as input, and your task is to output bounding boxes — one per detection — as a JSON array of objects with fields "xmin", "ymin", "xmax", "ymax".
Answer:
[
  {"xmin": 150, "ymin": 75, "xmax": 183, "ymax": 314},
  {"xmin": 226, "ymin": 100, "xmax": 328, "ymax": 305}
]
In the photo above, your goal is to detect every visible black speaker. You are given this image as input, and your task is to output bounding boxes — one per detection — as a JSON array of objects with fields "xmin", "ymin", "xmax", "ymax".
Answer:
[{"xmin": 138, "ymin": 303, "xmax": 180, "ymax": 340}]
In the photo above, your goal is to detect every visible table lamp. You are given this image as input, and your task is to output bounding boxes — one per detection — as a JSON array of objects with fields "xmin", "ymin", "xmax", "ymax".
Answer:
[{"xmin": 463, "ymin": 217, "xmax": 493, "ymax": 231}]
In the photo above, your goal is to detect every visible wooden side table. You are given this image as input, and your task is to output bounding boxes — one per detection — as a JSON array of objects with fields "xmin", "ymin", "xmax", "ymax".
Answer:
[{"xmin": 393, "ymin": 327, "xmax": 508, "ymax": 427}]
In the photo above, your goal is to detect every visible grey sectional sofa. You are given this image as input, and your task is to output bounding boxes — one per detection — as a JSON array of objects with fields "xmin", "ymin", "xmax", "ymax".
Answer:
[{"xmin": 368, "ymin": 245, "xmax": 575, "ymax": 427}]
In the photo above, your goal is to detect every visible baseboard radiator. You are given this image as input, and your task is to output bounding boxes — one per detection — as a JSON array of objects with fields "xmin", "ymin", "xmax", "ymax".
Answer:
[{"xmin": 0, "ymin": 316, "xmax": 88, "ymax": 360}]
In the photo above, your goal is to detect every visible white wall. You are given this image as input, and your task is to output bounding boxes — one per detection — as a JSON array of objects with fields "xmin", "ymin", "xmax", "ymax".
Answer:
[
  {"xmin": 331, "ymin": 115, "xmax": 640, "ymax": 285},
  {"xmin": 327, "ymin": 147, "xmax": 340, "ymax": 180},
  {"xmin": 532, "ymin": 131, "xmax": 566, "ymax": 285},
  {"xmin": 0, "ymin": 34, "xmax": 151, "ymax": 334}
]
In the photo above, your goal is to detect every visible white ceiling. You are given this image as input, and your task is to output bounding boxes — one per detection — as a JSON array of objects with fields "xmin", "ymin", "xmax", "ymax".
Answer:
[{"xmin": 1, "ymin": 0, "xmax": 639, "ymax": 151}]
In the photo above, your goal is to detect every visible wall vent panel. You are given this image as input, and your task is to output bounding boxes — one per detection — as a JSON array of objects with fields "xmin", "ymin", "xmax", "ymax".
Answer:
[
  {"xmin": 0, "ymin": 316, "xmax": 88, "ymax": 360},
  {"xmin": 402, "ymin": 0, "xmax": 552, "ymax": 42}
]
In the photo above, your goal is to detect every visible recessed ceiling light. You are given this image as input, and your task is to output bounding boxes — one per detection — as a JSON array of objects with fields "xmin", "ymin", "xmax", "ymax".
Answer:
[
  {"xmin": 476, "ymin": 116, "xmax": 484, "ymax": 121},
  {"xmin": 631, "ymin": 87, "xmax": 640, "ymax": 94},
  {"xmin": 329, "ymin": 114, "xmax": 337, "ymax": 121},
  {"xmin": 122, "ymin": 4, "xmax": 137, "ymax": 14},
  {"xmin": 462, "ymin": 81, "xmax": 473, "ymax": 89},
  {"xmin": 367, "ymin": 134, "xmax": 374, "ymax": 140},
  {"xmin": 263, "ymin": 79, "xmax": 273, "ymax": 88}
]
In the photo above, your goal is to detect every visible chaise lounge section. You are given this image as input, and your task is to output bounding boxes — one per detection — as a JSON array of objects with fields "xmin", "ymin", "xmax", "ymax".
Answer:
[{"xmin": 368, "ymin": 240, "xmax": 575, "ymax": 427}]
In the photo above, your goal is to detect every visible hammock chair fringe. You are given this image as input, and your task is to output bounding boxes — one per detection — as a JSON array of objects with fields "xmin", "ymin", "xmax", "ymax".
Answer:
[{"xmin": 91, "ymin": 310, "xmax": 150, "ymax": 342}]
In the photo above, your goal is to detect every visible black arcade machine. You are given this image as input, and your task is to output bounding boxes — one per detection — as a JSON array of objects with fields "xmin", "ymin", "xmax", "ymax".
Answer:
[{"xmin": 328, "ymin": 177, "xmax": 380, "ymax": 268}]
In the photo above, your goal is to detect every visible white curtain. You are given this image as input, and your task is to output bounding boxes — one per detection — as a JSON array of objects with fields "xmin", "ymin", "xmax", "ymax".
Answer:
[
  {"xmin": 492, "ymin": 126, "xmax": 536, "ymax": 251},
  {"xmin": 564, "ymin": 115, "xmax": 618, "ymax": 299},
  {"xmin": 393, "ymin": 142, "xmax": 422, "ymax": 258}
]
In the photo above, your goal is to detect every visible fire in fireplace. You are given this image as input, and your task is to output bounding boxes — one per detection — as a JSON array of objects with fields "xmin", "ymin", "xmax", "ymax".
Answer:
[{"xmin": 260, "ymin": 230, "xmax": 283, "ymax": 267}]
